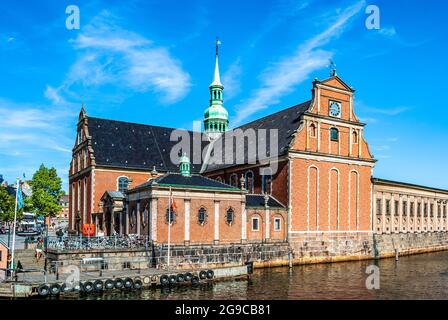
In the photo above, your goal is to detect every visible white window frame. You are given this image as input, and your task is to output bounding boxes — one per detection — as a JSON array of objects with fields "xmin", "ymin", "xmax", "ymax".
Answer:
[
  {"xmin": 274, "ymin": 218, "xmax": 281, "ymax": 231},
  {"xmin": 117, "ymin": 176, "xmax": 130, "ymax": 193},
  {"xmin": 252, "ymin": 217, "xmax": 260, "ymax": 231}
]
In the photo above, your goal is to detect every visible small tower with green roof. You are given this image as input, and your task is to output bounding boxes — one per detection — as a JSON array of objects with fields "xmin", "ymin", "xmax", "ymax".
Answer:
[
  {"xmin": 204, "ymin": 38, "xmax": 229, "ymax": 140},
  {"xmin": 179, "ymin": 153, "xmax": 191, "ymax": 177}
]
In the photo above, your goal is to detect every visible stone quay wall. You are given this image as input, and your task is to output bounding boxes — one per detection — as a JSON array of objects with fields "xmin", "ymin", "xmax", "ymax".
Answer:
[
  {"xmin": 46, "ymin": 242, "xmax": 291, "ymax": 273},
  {"xmin": 286, "ymin": 231, "xmax": 448, "ymax": 266},
  {"xmin": 373, "ymin": 232, "xmax": 448, "ymax": 258},
  {"xmin": 46, "ymin": 233, "xmax": 448, "ymax": 273}
]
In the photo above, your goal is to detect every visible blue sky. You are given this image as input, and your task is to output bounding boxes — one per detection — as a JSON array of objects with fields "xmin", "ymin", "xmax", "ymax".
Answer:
[{"xmin": 0, "ymin": 0, "xmax": 447, "ymax": 191}]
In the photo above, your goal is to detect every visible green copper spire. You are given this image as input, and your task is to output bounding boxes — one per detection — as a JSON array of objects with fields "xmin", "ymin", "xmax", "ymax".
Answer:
[
  {"xmin": 179, "ymin": 153, "xmax": 191, "ymax": 177},
  {"xmin": 204, "ymin": 38, "xmax": 229, "ymax": 140}
]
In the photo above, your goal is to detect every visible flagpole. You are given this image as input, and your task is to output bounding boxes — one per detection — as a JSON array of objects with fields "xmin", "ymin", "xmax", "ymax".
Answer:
[
  {"xmin": 167, "ymin": 186, "xmax": 172, "ymax": 269},
  {"xmin": 10, "ymin": 178, "xmax": 19, "ymax": 279}
]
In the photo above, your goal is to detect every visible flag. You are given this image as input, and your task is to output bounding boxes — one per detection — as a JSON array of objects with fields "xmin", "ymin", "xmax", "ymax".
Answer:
[
  {"xmin": 170, "ymin": 196, "xmax": 177, "ymax": 212},
  {"xmin": 17, "ymin": 182, "xmax": 23, "ymax": 210}
]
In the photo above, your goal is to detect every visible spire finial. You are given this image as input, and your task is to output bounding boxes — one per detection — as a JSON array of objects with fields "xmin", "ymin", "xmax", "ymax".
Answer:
[
  {"xmin": 329, "ymin": 59, "xmax": 337, "ymax": 77},
  {"xmin": 211, "ymin": 38, "xmax": 223, "ymax": 87},
  {"xmin": 216, "ymin": 37, "xmax": 221, "ymax": 57}
]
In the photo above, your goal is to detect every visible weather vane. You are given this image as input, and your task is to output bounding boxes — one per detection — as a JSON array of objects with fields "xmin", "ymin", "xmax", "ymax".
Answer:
[
  {"xmin": 329, "ymin": 59, "xmax": 337, "ymax": 77},
  {"xmin": 216, "ymin": 37, "xmax": 221, "ymax": 56}
]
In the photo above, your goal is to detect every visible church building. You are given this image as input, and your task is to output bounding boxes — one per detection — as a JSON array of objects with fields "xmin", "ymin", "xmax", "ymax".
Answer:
[{"xmin": 68, "ymin": 42, "xmax": 448, "ymax": 259}]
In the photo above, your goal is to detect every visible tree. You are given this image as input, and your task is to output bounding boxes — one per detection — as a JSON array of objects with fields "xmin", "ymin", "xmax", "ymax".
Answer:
[
  {"xmin": 0, "ymin": 186, "xmax": 16, "ymax": 222},
  {"xmin": 29, "ymin": 164, "xmax": 63, "ymax": 218}
]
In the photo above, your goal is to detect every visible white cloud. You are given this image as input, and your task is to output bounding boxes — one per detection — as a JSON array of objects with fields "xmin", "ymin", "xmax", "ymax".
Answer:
[
  {"xmin": 233, "ymin": 1, "xmax": 366, "ymax": 125},
  {"xmin": 364, "ymin": 106, "xmax": 409, "ymax": 116},
  {"xmin": 44, "ymin": 85, "xmax": 66, "ymax": 105},
  {"xmin": 53, "ymin": 10, "xmax": 191, "ymax": 104},
  {"xmin": 0, "ymin": 99, "xmax": 75, "ymax": 161},
  {"xmin": 222, "ymin": 58, "xmax": 243, "ymax": 100},
  {"xmin": 379, "ymin": 27, "xmax": 397, "ymax": 38}
]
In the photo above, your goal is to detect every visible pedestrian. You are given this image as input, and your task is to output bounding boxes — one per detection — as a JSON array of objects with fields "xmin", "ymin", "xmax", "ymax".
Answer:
[
  {"xmin": 56, "ymin": 228, "xmax": 64, "ymax": 242},
  {"xmin": 35, "ymin": 238, "xmax": 44, "ymax": 262}
]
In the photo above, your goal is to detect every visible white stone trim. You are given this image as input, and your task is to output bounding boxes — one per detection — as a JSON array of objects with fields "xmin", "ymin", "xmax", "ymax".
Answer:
[
  {"xmin": 214, "ymin": 201, "xmax": 220, "ymax": 241},
  {"xmin": 265, "ymin": 208, "xmax": 270, "ymax": 239},
  {"xmin": 348, "ymin": 169, "xmax": 360, "ymax": 231},
  {"xmin": 289, "ymin": 230, "xmax": 373, "ymax": 234},
  {"xmin": 91, "ymin": 168, "xmax": 95, "ymax": 214},
  {"xmin": 116, "ymin": 175, "xmax": 130, "ymax": 192},
  {"xmin": 316, "ymin": 83, "xmax": 354, "ymax": 96},
  {"xmin": 184, "ymin": 200, "xmax": 190, "ymax": 242},
  {"xmin": 251, "ymin": 216, "xmax": 260, "ymax": 232},
  {"xmin": 307, "ymin": 165, "xmax": 319, "ymax": 231},
  {"xmin": 289, "ymin": 151, "xmax": 375, "ymax": 167},
  {"xmin": 83, "ymin": 178, "xmax": 87, "ymax": 224},
  {"xmin": 136, "ymin": 202, "xmax": 141, "ymax": 235},
  {"xmin": 302, "ymin": 115, "xmax": 365, "ymax": 129},
  {"xmin": 125, "ymin": 202, "xmax": 130, "ymax": 234},
  {"xmin": 328, "ymin": 168, "xmax": 340, "ymax": 230},
  {"xmin": 151, "ymin": 198, "xmax": 157, "ymax": 241},
  {"xmin": 242, "ymin": 201, "xmax": 247, "ymax": 240}
]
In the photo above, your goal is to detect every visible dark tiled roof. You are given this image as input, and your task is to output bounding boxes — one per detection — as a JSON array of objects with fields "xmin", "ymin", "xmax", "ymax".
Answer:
[
  {"xmin": 87, "ymin": 100, "xmax": 311, "ymax": 174},
  {"xmin": 88, "ymin": 117, "xmax": 207, "ymax": 173},
  {"xmin": 204, "ymin": 101, "xmax": 311, "ymax": 172},
  {"xmin": 245, "ymin": 194, "xmax": 286, "ymax": 209},
  {"xmin": 131, "ymin": 173, "xmax": 241, "ymax": 192}
]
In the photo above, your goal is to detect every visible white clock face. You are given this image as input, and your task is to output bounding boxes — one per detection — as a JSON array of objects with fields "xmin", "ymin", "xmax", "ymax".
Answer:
[{"xmin": 329, "ymin": 102, "xmax": 341, "ymax": 117}]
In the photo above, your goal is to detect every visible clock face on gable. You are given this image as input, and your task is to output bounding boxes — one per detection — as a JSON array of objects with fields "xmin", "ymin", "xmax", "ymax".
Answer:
[{"xmin": 329, "ymin": 101, "xmax": 341, "ymax": 118}]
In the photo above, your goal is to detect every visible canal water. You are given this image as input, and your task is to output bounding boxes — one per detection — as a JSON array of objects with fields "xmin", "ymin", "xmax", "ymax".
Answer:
[{"xmin": 70, "ymin": 251, "xmax": 448, "ymax": 300}]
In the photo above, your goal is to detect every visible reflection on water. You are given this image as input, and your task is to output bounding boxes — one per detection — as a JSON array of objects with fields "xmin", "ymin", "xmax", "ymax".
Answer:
[{"xmin": 70, "ymin": 251, "xmax": 448, "ymax": 300}]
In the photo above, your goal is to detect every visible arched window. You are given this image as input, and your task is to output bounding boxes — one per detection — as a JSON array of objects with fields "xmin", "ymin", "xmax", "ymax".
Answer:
[
  {"xmin": 330, "ymin": 128, "xmax": 339, "ymax": 142},
  {"xmin": 352, "ymin": 130, "xmax": 358, "ymax": 144},
  {"xmin": 198, "ymin": 207, "xmax": 207, "ymax": 225},
  {"xmin": 229, "ymin": 174, "xmax": 238, "ymax": 187},
  {"xmin": 226, "ymin": 208, "xmax": 235, "ymax": 225},
  {"xmin": 245, "ymin": 171, "xmax": 254, "ymax": 193},
  {"xmin": 118, "ymin": 177, "xmax": 129, "ymax": 193},
  {"xmin": 261, "ymin": 168, "xmax": 273, "ymax": 195},
  {"xmin": 309, "ymin": 123, "xmax": 317, "ymax": 138}
]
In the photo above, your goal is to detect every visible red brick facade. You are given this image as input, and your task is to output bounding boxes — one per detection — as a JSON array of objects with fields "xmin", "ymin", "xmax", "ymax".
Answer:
[{"xmin": 69, "ymin": 75, "xmax": 375, "ymax": 244}]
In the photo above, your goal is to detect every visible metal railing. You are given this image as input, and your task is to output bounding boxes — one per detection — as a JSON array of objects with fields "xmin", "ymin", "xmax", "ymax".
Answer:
[
  {"xmin": 46, "ymin": 234, "xmax": 151, "ymax": 251},
  {"xmin": 0, "ymin": 268, "xmax": 47, "ymax": 283}
]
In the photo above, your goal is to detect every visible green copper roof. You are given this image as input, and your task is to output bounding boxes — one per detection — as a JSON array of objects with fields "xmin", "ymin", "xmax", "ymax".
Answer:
[
  {"xmin": 204, "ymin": 40, "xmax": 228, "ymax": 135},
  {"xmin": 204, "ymin": 105, "xmax": 228, "ymax": 120},
  {"xmin": 179, "ymin": 152, "xmax": 191, "ymax": 177},
  {"xmin": 210, "ymin": 55, "xmax": 223, "ymax": 88}
]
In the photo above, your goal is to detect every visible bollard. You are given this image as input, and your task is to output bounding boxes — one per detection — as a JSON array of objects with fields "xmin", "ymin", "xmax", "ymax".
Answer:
[{"xmin": 395, "ymin": 249, "xmax": 399, "ymax": 261}]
